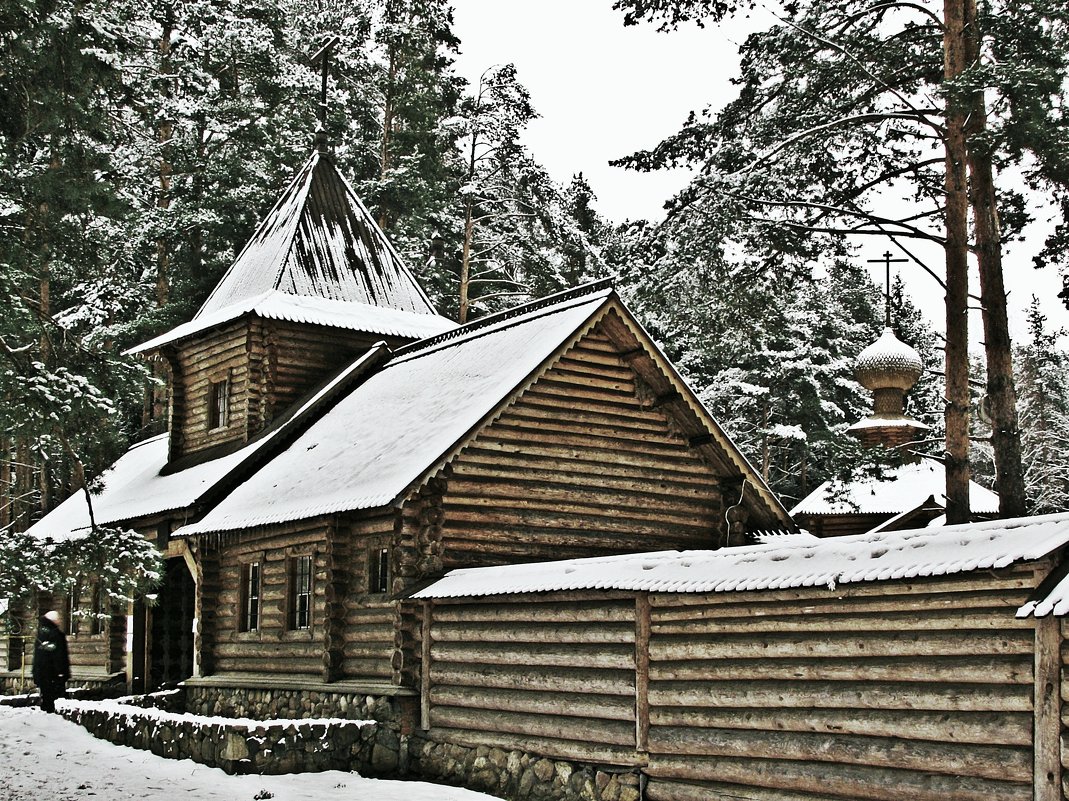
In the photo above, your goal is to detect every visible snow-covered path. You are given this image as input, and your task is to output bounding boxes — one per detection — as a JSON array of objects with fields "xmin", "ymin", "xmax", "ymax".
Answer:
[{"xmin": 0, "ymin": 705, "xmax": 498, "ymax": 801}]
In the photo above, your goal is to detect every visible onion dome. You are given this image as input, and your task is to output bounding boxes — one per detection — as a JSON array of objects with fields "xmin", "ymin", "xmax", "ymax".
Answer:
[{"xmin": 855, "ymin": 327, "xmax": 923, "ymax": 393}]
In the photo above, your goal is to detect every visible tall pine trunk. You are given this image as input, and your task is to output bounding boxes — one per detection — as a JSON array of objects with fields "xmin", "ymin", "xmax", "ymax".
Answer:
[
  {"xmin": 962, "ymin": 0, "xmax": 1027, "ymax": 517},
  {"xmin": 942, "ymin": 0, "xmax": 973, "ymax": 524}
]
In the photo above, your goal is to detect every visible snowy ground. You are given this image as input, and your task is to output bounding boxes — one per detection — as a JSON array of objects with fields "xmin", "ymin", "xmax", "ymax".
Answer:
[{"xmin": 0, "ymin": 704, "xmax": 500, "ymax": 801}]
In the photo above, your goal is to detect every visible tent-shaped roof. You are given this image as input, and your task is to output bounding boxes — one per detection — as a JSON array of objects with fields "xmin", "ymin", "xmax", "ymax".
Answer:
[
  {"xmin": 414, "ymin": 511, "xmax": 1069, "ymax": 599},
  {"xmin": 174, "ymin": 284, "xmax": 791, "ymax": 538},
  {"xmin": 129, "ymin": 151, "xmax": 450, "ymax": 354},
  {"xmin": 790, "ymin": 458, "xmax": 1000, "ymax": 520}
]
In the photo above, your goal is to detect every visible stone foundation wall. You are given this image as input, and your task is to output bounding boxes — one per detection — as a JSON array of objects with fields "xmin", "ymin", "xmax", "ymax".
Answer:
[
  {"xmin": 408, "ymin": 737, "xmax": 643, "ymax": 801},
  {"xmin": 185, "ymin": 685, "xmax": 399, "ymax": 724},
  {"xmin": 59, "ymin": 699, "xmax": 393, "ymax": 776}
]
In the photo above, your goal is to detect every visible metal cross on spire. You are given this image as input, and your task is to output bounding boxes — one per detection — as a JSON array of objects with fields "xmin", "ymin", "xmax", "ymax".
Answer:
[
  {"xmin": 309, "ymin": 36, "xmax": 341, "ymax": 153},
  {"xmin": 867, "ymin": 250, "xmax": 908, "ymax": 328}
]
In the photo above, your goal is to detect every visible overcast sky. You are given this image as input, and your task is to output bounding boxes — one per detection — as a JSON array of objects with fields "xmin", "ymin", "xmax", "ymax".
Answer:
[{"xmin": 448, "ymin": 1, "xmax": 1068, "ymax": 344}]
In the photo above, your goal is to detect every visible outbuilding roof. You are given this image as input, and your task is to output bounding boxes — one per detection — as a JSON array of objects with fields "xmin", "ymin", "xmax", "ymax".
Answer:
[
  {"xmin": 790, "ymin": 458, "xmax": 1000, "ymax": 518},
  {"xmin": 413, "ymin": 511, "xmax": 1069, "ymax": 600}
]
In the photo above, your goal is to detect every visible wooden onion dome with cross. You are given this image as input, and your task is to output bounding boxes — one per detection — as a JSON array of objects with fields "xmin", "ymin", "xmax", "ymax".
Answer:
[{"xmin": 846, "ymin": 251, "xmax": 929, "ymax": 454}]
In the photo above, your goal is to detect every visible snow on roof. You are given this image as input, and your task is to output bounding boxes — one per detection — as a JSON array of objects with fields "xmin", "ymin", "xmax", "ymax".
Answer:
[
  {"xmin": 174, "ymin": 288, "xmax": 615, "ymax": 536},
  {"xmin": 1018, "ymin": 549, "xmax": 1069, "ymax": 617},
  {"xmin": 198, "ymin": 152, "xmax": 437, "ymax": 318},
  {"xmin": 26, "ymin": 347, "xmax": 388, "ymax": 541},
  {"xmin": 127, "ymin": 291, "xmax": 455, "ymax": 355},
  {"xmin": 789, "ymin": 458, "xmax": 1000, "ymax": 517},
  {"xmin": 846, "ymin": 415, "xmax": 930, "ymax": 431},
  {"xmin": 23, "ymin": 434, "xmax": 251, "ymax": 541},
  {"xmin": 414, "ymin": 511, "xmax": 1069, "ymax": 599}
]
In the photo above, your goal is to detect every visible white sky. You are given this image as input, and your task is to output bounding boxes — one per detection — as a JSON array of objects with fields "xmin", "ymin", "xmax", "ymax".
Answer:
[{"xmin": 449, "ymin": 0, "xmax": 1069, "ymax": 345}]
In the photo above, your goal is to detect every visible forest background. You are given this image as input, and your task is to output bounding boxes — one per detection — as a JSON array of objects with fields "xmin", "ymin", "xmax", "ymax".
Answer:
[{"xmin": 2, "ymin": 0, "xmax": 1069, "ymax": 565}]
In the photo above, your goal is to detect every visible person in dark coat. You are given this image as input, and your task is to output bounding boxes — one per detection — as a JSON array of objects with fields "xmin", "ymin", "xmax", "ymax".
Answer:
[{"xmin": 32, "ymin": 610, "xmax": 70, "ymax": 713}]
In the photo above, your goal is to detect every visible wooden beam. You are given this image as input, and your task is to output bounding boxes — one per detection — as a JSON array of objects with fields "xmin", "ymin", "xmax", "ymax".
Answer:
[
  {"xmin": 635, "ymin": 592, "xmax": 650, "ymax": 752},
  {"xmin": 1033, "ymin": 615, "xmax": 1061, "ymax": 801},
  {"xmin": 421, "ymin": 601, "xmax": 432, "ymax": 731}
]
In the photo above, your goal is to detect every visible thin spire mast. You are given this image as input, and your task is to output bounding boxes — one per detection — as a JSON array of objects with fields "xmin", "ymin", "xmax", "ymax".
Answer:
[{"xmin": 309, "ymin": 36, "xmax": 341, "ymax": 152}]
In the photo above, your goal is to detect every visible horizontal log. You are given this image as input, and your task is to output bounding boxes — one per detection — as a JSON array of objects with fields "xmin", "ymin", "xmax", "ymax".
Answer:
[
  {"xmin": 649, "ymin": 706, "xmax": 1031, "ymax": 746},
  {"xmin": 504, "ymin": 396, "xmax": 666, "ymax": 434},
  {"xmin": 651, "ymin": 608, "xmax": 1035, "ymax": 636},
  {"xmin": 214, "ymin": 641, "xmax": 321, "ymax": 659},
  {"xmin": 422, "ymin": 726, "xmax": 638, "ymax": 767},
  {"xmin": 644, "ymin": 755, "xmax": 1031, "ymax": 801},
  {"xmin": 430, "ymin": 685, "xmax": 634, "ymax": 721},
  {"xmin": 649, "ymin": 679, "xmax": 1031, "ymax": 712},
  {"xmin": 648, "ymin": 725, "xmax": 1029, "ymax": 782},
  {"xmin": 645, "ymin": 777, "xmax": 852, "ymax": 801},
  {"xmin": 456, "ymin": 446, "xmax": 712, "ymax": 487},
  {"xmin": 481, "ymin": 421, "xmax": 691, "ymax": 461},
  {"xmin": 650, "ymin": 589, "xmax": 1033, "ymax": 621},
  {"xmin": 650, "ymin": 654, "xmax": 1033, "ymax": 686},
  {"xmin": 431, "ymin": 705, "xmax": 634, "ymax": 748},
  {"xmin": 429, "ymin": 663, "xmax": 634, "ymax": 696},
  {"xmin": 444, "ymin": 507, "xmax": 710, "ymax": 538},
  {"xmin": 432, "ymin": 642, "xmax": 634, "ymax": 671},
  {"xmin": 341, "ymin": 643, "xmax": 394, "ymax": 660},
  {"xmin": 442, "ymin": 526, "xmax": 708, "ymax": 554},
  {"xmin": 650, "ymin": 631, "xmax": 1034, "ymax": 661},
  {"xmin": 431, "ymin": 621, "xmax": 635, "ymax": 645},
  {"xmin": 339, "ymin": 658, "xmax": 393, "ymax": 681},
  {"xmin": 647, "ymin": 570, "xmax": 1036, "ymax": 608},
  {"xmin": 431, "ymin": 600, "xmax": 634, "ymax": 624},
  {"xmin": 213, "ymin": 657, "xmax": 323, "ymax": 674}
]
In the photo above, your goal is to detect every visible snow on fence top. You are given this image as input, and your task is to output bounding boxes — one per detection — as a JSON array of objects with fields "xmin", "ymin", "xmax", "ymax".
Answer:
[{"xmin": 413, "ymin": 511, "xmax": 1069, "ymax": 604}]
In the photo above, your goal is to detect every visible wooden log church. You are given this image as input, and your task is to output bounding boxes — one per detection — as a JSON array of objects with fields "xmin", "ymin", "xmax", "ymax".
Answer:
[{"xmin": 6, "ymin": 141, "xmax": 1069, "ymax": 801}]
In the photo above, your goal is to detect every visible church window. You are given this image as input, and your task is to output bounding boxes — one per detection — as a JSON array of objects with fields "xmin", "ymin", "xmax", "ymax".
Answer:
[
  {"xmin": 368, "ymin": 548, "xmax": 390, "ymax": 595},
  {"xmin": 290, "ymin": 555, "xmax": 313, "ymax": 630},
  {"xmin": 241, "ymin": 562, "xmax": 261, "ymax": 632},
  {"xmin": 208, "ymin": 379, "xmax": 229, "ymax": 430}
]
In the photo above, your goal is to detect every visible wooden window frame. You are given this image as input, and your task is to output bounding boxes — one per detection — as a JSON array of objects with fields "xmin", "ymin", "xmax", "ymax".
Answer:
[
  {"xmin": 207, "ymin": 377, "xmax": 230, "ymax": 431},
  {"xmin": 368, "ymin": 547, "xmax": 391, "ymax": 595},
  {"xmin": 239, "ymin": 561, "xmax": 262, "ymax": 633},
  {"xmin": 289, "ymin": 554, "xmax": 313, "ymax": 631}
]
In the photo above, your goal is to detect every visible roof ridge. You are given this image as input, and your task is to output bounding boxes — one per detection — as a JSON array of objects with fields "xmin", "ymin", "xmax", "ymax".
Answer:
[{"xmin": 391, "ymin": 279, "xmax": 614, "ymax": 360}]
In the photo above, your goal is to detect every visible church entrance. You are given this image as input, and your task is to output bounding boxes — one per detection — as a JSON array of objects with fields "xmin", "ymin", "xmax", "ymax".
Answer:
[{"xmin": 143, "ymin": 557, "xmax": 196, "ymax": 691}]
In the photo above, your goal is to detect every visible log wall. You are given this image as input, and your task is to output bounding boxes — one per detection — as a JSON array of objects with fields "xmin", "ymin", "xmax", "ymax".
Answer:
[
  {"xmin": 441, "ymin": 324, "xmax": 725, "ymax": 569},
  {"xmin": 338, "ymin": 512, "xmax": 397, "ymax": 683},
  {"xmin": 205, "ymin": 521, "xmax": 331, "ymax": 678},
  {"xmin": 421, "ymin": 594, "xmax": 639, "ymax": 766},
  {"xmin": 417, "ymin": 566, "xmax": 1064, "ymax": 801}
]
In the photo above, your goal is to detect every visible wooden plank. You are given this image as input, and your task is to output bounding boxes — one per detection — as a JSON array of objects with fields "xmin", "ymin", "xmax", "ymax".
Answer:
[
  {"xmin": 646, "ymin": 777, "xmax": 851, "ymax": 801},
  {"xmin": 432, "ymin": 600, "xmax": 634, "ymax": 624},
  {"xmin": 420, "ymin": 601, "xmax": 431, "ymax": 731},
  {"xmin": 431, "ymin": 641, "xmax": 635, "ymax": 671},
  {"xmin": 431, "ymin": 705, "xmax": 635, "ymax": 747},
  {"xmin": 649, "ymin": 680, "xmax": 1032, "ymax": 712},
  {"xmin": 650, "ymin": 654, "xmax": 1033, "ymax": 685},
  {"xmin": 430, "ymin": 621, "xmax": 635, "ymax": 645},
  {"xmin": 645, "ymin": 754, "xmax": 1031, "ymax": 801},
  {"xmin": 635, "ymin": 593, "xmax": 650, "ymax": 752},
  {"xmin": 1035, "ymin": 615, "xmax": 1062, "ymax": 801},
  {"xmin": 649, "ymin": 706, "xmax": 1032, "ymax": 746},
  {"xmin": 422, "ymin": 726, "xmax": 638, "ymax": 767},
  {"xmin": 650, "ymin": 630, "xmax": 1035, "ymax": 661},
  {"xmin": 430, "ymin": 663, "xmax": 634, "ymax": 696},
  {"xmin": 429, "ymin": 685, "xmax": 634, "ymax": 721},
  {"xmin": 651, "ymin": 608, "xmax": 1035, "ymax": 635},
  {"xmin": 648, "ymin": 724, "xmax": 1030, "ymax": 782}
]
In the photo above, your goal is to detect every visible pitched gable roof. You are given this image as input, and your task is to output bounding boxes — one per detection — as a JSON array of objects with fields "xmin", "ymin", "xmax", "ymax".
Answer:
[
  {"xmin": 174, "ymin": 284, "xmax": 791, "ymax": 538},
  {"xmin": 199, "ymin": 152, "xmax": 437, "ymax": 317},
  {"xmin": 128, "ymin": 152, "xmax": 451, "ymax": 354}
]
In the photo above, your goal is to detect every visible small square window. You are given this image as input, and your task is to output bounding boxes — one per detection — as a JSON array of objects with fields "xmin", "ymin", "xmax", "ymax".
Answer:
[
  {"xmin": 290, "ymin": 555, "xmax": 313, "ymax": 630},
  {"xmin": 368, "ymin": 548, "xmax": 390, "ymax": 595},
  {"xmin": 241, "ymin": 562, "xmax": 261, "ymax": 632},
  {"xmin": 208, "ymin": 380, "xmax": 229, "ymax": 430}
]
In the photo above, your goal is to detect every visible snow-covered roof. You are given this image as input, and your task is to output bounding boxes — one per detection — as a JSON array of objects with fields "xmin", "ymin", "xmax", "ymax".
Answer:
[
  {"xmin": 127, "ymin": 291, "xmax": 455, "ymax": 355},
  {"xmin": 790, "ymin": 458, "xmax": 1000, "ymax": 517},
  {"xmin": 175, "ymin": 288, "xmax": 617, "ymax": 536},
  {"xmin": 414, "ymin": 511, "xmax": 1069, "ymax": 599},
  {"xmin": 174, "ymin": 284, "xmax": 790, "ymax": 537},
  {"xmin": 23, "ymin": 434, "xmax": 249, "ymax": 541},
  {"xmin": 198, "ymin": 152, "xmax": 437, "ymax": 317},
  {"xmin": 846, "ymin": 415, "xmax": 929, "ymax": 432},
  {"xmin": 26, "ymin": 347, "xmax": 388, "ymax": 541}
]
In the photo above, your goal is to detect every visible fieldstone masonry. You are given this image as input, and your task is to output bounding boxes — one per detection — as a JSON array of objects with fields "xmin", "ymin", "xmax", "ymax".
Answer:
[{"xmin": 54, "ymin": 688, "xmax": 645, "ymax": 800}]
